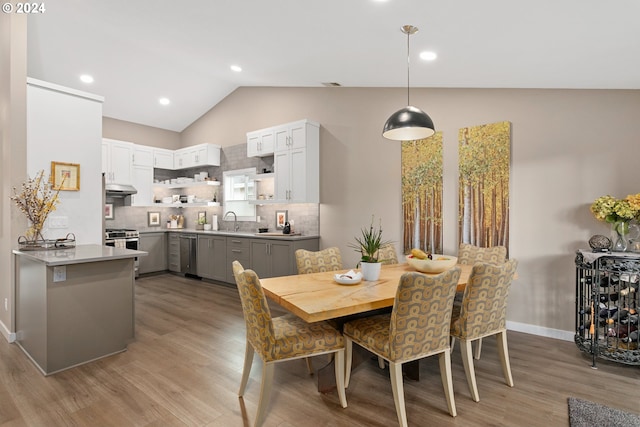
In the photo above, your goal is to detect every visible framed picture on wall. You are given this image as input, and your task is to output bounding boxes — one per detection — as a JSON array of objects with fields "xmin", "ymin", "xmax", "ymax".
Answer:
[
  {"xmin": 275, "ymin": 210, "xmax": 288, "ymax": 229},
  {"xmin": 148, "ymin": 211, "xmax": 161, "ymax": 226},
  {"xmin": 51, "ymin": 161, "xmax": 80, "ymax": 191},
  {"xmin": 105, "ymin": 203, "xmax": 114, "ymax": 220}
]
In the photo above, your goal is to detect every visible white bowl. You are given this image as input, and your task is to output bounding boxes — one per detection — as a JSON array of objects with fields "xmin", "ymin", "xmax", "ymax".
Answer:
[{"xmin": 406, "ymin": 254, "xmax": 458, "ymax": 273}]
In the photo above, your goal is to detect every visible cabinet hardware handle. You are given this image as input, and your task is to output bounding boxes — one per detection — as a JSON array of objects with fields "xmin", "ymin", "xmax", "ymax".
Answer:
[{"xmin": 232, "ymin": 249, "xmax": 242, "ymax": 253}]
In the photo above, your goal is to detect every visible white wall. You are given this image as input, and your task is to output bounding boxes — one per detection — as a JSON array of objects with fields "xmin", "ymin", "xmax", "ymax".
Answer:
[{"xmin": 26, "ymin": 79, "xmax": 103, "ymax": 245}]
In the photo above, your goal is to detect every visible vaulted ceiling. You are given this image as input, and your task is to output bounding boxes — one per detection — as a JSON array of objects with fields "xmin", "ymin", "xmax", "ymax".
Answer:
[{"xmin": 27, "ymin": 0, "xmax": 640, "ymax": 132}]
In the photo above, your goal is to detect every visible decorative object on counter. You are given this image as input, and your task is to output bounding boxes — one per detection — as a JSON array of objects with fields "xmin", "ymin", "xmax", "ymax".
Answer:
[
  {"xmin": 105, "ymin": 203, "xmax": 114, "ymax": 220},
  {"xmin": 590, "ymin": 193, "xmax": 640, "ymax": 252},
  {"xmin": 212, "ymin": 214, "xmax": 218, "ymax": 231},
  {"xmin": 148, "ymin": 211, "xmax": 161, "ymax": 227},
  {"xmin": 348, "ymin": 215, "xmax": 392, "ymax": 281},
  {"xmin": 50, "ymin": 161, "xmax": 80, "ymax": 191},
  {"xmin": 168, "ymin": 214, "xmax": 184, "ymax": 229},
  {"xmin": 382, "ymin": 25, "xmax": 435, "ymax": 141},
  {"xmin": 196, "ymin": 211, "xmax": 206, "ymax": 230},
  {"xmin": 275, "ymin": 210, "xmax": 288, "ymax": 229},
  {"xmin": 257, "ymin": 227, "xmax": 269, "ymax": 233},
  {"xmin": 283, "ymin": 221, "xmax": 291, "ymax": 234},
  {"xmin": 588, "ymin": 234, "xmax": 611, "ymax": 252},
  {"xmin": 11, "ymin": 170, "xmax": 64, "ymax": 245}
]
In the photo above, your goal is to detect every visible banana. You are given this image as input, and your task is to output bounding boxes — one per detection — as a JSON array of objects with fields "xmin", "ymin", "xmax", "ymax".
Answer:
[{"xmin": 411, "ymin": 248, "xmax": 429, "ymax": 259}]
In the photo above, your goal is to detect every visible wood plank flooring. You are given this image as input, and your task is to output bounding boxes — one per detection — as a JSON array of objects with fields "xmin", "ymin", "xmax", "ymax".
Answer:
[{"xmin": 1, "ymin": 273, "xmax": 639, "ymax": 426}]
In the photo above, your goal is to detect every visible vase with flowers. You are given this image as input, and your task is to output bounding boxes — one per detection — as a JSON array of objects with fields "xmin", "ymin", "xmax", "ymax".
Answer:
[
  {"xmin": 590, "ymin": 193, "xmax": 640, "ymax": 252},
  {"xmin": 11, "ymin": 170, "xmax": 63, "ymax": 248},
  {"xmin": 348, "ymin": 215, "xmax": 391, "ymax": 281}
]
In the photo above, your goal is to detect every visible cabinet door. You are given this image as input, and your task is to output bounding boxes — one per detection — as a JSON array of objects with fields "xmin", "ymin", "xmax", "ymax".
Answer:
[
  {"xmin": 274, "ymin": 125, "xmax": 290, "ymax": 152},
  {"xmin": 247, "ymin": 131, "xmax": 261, "ymax": 157},
  {"xmin": 131, "ymin": 165, "xmax": 153, "ymax": 206},
  {"xmin": 153, "ymin": 148, "xmax": 174, "ymax": 169},
  {"xmin": 109, "ymin": 141, "xmax": 133, "ymax": 184},
  {"xmin": 197, "ymin": 235, "xmax": 227, "ymax": 281},
  {"xmin": 227, "ymin": 237, "xmax": 251, "ymax": 283},
  {"xmin": 168, "ymin": 233, "xmax": 181, "ymax": 272},
  {"xmin": 139, "ymin": 233, "xmax": 167, "ymax": 274},
  {"xmin": 289, "ymin": 121, "xmax": 308, "ymax": 150},
  {"xmin": 132, "ymin": 145, "xmax": 153, "ymax": 167},
  {"xmin": 288, "ymin": 147, "xmax": 307, "ymax": 203},
  {"xmin": 250, "ymin": 240, "xmax": 270, "ymax": 278},
  {"xmin": 270, "ymin": 241, "xmax": 293, "ymax": 277},
  {"xmin": 273, "ymin": 150, "xmax": 290, "ymax": 201}
]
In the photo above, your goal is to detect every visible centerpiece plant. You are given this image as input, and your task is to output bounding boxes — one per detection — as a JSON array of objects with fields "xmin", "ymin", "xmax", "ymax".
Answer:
[
  {"xmin": 590, "ymin": 193, "xmax": 640, "ymax": 251},
  {"xmin": 349, "ymin": 215, "xmax": 391, "ymax": 280}
]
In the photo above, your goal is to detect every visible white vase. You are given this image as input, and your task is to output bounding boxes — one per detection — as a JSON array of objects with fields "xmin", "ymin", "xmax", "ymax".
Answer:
[{"xmin": 360, "ymin": 262, "xmax": 382, "ymax": 281}]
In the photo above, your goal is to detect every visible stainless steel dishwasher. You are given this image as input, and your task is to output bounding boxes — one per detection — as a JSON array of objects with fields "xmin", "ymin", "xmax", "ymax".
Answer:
[{"xmin": 179, "ymin": 234, "xmax": 198, "ymax": 275}]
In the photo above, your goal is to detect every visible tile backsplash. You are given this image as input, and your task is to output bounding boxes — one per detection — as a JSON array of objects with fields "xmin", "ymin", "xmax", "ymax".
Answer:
[{"xmin": 108, "ymin": 144, "xmax": 319, "ymax": 235}]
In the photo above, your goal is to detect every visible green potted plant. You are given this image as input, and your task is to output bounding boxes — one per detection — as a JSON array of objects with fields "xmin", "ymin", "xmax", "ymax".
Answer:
[
  {"xmin": 349, "ymin": 215, "xmax": 391, "ymax": 281},
  {"xmin": 196, "ymin": 213, "xmax": 207, "ymax": 230}
]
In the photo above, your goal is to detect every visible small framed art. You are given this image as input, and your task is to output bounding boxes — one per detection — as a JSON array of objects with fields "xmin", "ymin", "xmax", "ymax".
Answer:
[
  {"xmin": 275, "ymin": 210, "xmax": 288, "ymax": 229},
  {"xmin": 105, "ymin": 203, "xmax": 114, "ymax": 220},
  {"xmin": 148, "ymin": 211, "xmax": 161, "ymax": 226},
  {"xmin": 51, "ymin": 161, "xmax": 80, "ymax": 191}
]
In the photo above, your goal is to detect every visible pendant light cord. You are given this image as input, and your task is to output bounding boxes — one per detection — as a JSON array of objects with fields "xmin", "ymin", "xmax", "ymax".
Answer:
[{"xmin": 406, "ymin": 28, "xmax": 411, "ymax": 106}]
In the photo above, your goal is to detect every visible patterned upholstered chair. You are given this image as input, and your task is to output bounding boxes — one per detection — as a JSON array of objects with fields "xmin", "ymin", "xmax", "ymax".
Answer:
[
  {"xmin": 455, "ymin": 243, "xmax": 508, "ymax": 359},
  {"xmin": 450, "ymin": 259, "xmax": 518, "ymax": 403},
  {"xmin": 343, "ymin": 268, "xmax": 461, "ymax": 426},
  {"xmin": 295, "ymin": 247, "xmax": 343, "ymax": 274},
  {"xmin": 378, "ymin": 243, "xmax": 399, "ymax": 265},
  {"xmin": 232, "ymin": 261, "xmax": 347, "ymax": 427}
]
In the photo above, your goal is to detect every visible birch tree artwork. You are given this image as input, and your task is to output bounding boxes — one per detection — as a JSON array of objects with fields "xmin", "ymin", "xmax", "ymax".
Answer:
[
  {"xmin": 401, "ymin": 132, "xmax": 443, "ymax": 254},
  {"xmin": 458, "ymin": 121, "xmax": 511, "ymax": 249}
]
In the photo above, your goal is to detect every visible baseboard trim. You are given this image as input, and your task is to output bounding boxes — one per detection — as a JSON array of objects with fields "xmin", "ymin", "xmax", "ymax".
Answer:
[
  {"xmin": 0, "ymin": 320, "xmax": 16, "ymax": 343},
  {"xmin": 507, "ymin": 320, "xmax": 574, "ymax": 342}
]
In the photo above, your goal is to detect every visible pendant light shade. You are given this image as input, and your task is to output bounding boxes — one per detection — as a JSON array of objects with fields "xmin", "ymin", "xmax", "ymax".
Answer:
[{"xmin": 383, "ymin": 25, "xmax": 435, "ymax": 141}]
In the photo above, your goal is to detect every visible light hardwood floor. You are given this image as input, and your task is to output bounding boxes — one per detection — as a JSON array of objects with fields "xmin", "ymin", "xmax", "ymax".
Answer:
[{"xmin": 1, "ymin": 273, "xmax": 639, "ymax": 426}]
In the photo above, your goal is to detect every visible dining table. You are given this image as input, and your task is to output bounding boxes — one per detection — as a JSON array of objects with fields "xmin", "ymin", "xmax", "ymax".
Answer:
[{"xmin": 259, "ymin": 262, "xmax": 475, "ymax": 392}]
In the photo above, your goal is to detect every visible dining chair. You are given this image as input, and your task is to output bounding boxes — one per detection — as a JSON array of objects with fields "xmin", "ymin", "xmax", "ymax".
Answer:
[
  {"xmin": 450, "ymin": 259, "xmax": 518, "ymax": 403},
  {"xmin": 343, "ymin": 268, "xmax": 461, "ymax": 426},
  {"xmin": 295, "ymin": 247, "xmax": 343, "ymax": 274},
  {"xmin": 455, "ymin": 243, "xmax": 508, "ymax": 359},
  {"xmin": 232, "ymin": 261, "xmax": 347, "ymax": 427},
  {"xmin": 378, "ymin": 243, "xmax": 399, "ymax": 265}
]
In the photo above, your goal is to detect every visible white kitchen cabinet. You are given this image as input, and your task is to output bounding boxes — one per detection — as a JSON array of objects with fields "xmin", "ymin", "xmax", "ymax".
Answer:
[
  {"xmin": 247, "ymin": 128, "xmax": 275, "ymax": 157},
  {"xmin": 272, "ymin": 120, "xmax": 319, "ymax": 203},
  {"xmin": 174, "ymin": 143, "xmax": 221, "ymax": 169},
  {"xmin": 131, "ymin": 165, "xmax": 154, "ymax": 206},
  {"xmin": 152, "ymin": 147, "xmax": 174, "ymax": 169},
  {"xmin": 102, "ymin": 138, "xmax": 133, "ymax": 184},
  {"xmin": 132, "ymin": 144, "xmax": 153, "ymax": 167}
]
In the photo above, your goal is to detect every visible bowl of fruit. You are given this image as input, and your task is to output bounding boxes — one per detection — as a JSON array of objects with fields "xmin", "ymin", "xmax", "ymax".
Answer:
[{"xmin": 406, "ymin": 249, "xmax": 458, "ymax": 273}]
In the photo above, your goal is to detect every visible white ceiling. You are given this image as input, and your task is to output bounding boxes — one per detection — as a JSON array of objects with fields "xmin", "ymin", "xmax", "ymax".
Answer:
[{"xmin": 27, "ymin": 0, "xmax": 640, "ymax": 132}]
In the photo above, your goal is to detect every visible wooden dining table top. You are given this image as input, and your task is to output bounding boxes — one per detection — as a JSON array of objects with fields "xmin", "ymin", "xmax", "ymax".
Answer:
[{"xmin": 260, "ymin": 263, "xmax": 474, "ymax": 323}]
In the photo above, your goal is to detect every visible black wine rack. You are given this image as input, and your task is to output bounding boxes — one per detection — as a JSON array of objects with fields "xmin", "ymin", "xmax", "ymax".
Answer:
[{"xmin": 575, "ymin": 250, "xmax": 640, "ymax": 367}]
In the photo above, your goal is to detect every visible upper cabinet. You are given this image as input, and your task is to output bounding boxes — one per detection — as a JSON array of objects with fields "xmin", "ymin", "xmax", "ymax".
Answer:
[
  {"xmin": 174, "ymin": 143, "xmax": 221, "ymax": 169},
  {"xmin": 247, "ymin": 128, "xmax": 275, "ymax": 157},
  {"xmin": 132, "ymin": 144, "xmax": 153, "ymax": 167},
  {"xmin": 272, "ymin": 120, "xmax": 320, "ymax": 203},
  {"xmin": 102, "ymin": 138, "xmax": 133, "ymax": 184},
  {"xmin": 152, "ymin": 147, "xmax": 174, "ymax": 169}
]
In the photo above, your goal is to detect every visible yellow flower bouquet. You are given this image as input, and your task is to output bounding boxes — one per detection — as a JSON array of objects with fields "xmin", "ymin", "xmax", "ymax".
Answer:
[{"xmin": 590, "ymin": 193, "xmax": 640, "ymax": 251}]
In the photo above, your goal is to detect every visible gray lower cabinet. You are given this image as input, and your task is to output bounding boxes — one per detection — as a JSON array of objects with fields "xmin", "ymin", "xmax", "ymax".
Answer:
[
  {"xmin": 227, "ymin": 237, "xmax": 251, "ymax": 283},
  {"xmin": 250, "ymin": 238, "xmax": 319, "ymax": 279},
  {"xmin": 139, "ymin": 232, "xmax": 168, "ymax": 274},
  {"xmin": 168, "ymin": 233, "xmax": 181, "ymax": 272},
  {"xmin": 197, "ymin": 235, "xmax": 227, "ymax": 281}
]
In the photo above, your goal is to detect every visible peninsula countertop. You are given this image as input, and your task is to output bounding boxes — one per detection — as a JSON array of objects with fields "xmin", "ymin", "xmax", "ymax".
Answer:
[{"xmin": 13, "ymin": 244, "xmax": 147, "ymax": 267}]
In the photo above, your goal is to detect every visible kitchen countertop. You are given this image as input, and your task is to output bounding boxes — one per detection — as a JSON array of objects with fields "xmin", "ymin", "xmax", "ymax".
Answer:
[
  {"xmin": 138, "ymin": 228, "xmax": 319, "ymax": 240},
  {"xmin": 13, "ymin": 244, "xmax": 147, "ymax": 267}
]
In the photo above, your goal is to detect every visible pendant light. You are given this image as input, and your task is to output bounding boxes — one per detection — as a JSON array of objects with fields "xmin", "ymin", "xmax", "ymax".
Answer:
[{"xmin": 382, "ymin": 25, "xmax": 435, "ymax": 141}]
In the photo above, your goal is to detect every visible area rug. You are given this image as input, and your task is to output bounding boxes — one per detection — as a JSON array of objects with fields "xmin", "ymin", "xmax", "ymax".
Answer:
[{"xmin": 568, "ymin": 397, "xmax": 640, "ymax": 427}]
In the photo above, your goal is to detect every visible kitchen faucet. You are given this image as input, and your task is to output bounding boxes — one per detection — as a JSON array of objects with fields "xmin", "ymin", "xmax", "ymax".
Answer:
[{"xmin": 223, "ymin": 211, "xmax": 238, "ymax": 232}]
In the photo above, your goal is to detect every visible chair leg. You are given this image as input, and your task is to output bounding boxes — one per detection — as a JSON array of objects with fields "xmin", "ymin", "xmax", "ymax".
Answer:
[
  {"xmin": 378, "ymin": 356, "xmax": 386, "ymax": 369},
  {"xmin": 239, "ymin": 341, "xmax": 254, "ymax": 396},
  {"xmin": 474, "ymin": 338, "xmax": 483, "ymax": 360},
  {"xmin": 305, "ymin": 357, "xmax": 314, "ymax": 375},
  {"xmin": 389, "ymin": 362, "xmax": 408, "ymax": 427},
  {"xmin": 450, "ymin": 337, "xmax": 456, "ymax": 354},
  {"xmin": 460, "ymin": 339, "xmax": 480, "ymax": 402},
  {"xmin": 254, "ymin": 361, "xmax": 275, "ymax": 427},
  {"xmin": 496, "ymin": 331, "xmax": 514, "ymax": 387},
  {"xmin": 334, "ymin": 349, "xmax": 348, "ymax": 408},
  {"xmin": 438, "ymin": 351, "xmax": 457, "ymax": 417},
  {"xmin": 345, "ymin": 337, "xmax": 353, "ymax": 388}
]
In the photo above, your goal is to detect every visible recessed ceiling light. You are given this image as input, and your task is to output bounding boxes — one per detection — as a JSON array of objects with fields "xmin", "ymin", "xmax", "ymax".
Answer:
[
  {"xmin": 230, "ymin": 65, "xmax": 242, "ymax": 73},
  {"xmin": 159, "ymin": 97, "xmax": 171, "ymax": 106},
  {"xmin": 420, "ymin": 51, "xmax": 437, "ymax": 61},
  {"xmin": 80, "ymin": 74, "xmax": 94, "ymax": 83}
]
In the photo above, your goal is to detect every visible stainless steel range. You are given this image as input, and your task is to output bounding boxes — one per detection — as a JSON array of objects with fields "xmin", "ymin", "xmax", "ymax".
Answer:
[{"xmin": 105, "ymin": 228, "xmax": 140, "ymax": 277}]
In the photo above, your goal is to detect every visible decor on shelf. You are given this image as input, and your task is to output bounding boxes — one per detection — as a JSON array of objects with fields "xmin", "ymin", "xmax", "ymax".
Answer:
[
  {"xmin": 349, "ymin": 215, "xmax": 391, "ymax": 281},
  {"xmin": 590, "ymin": 193, "xmax": 640, "ymax": 252},
  {"xmin": 382, "ymin": 24, "xmax": 435, "ymax": 141},
  {"xmin": 275, "ymin": 210, "xmax": 288, "ymax": 229},
  {"xmin": 11, "ymin": 170, "xmax": 63, "ymax": 246},
  {"xmin": 148, "ymin": 211, "xmax": 161, "ymax": 227},
  {"xmin": 51, "ymin": 161, "xmax": 80, "ymax": 191},
  {"xmin": 588, "ymin": 234, "xmax": 612, "ymax": 252}
]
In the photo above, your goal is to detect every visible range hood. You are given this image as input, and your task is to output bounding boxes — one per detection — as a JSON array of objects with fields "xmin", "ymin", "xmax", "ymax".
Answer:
[{"xmin": 105, "ymin": 183, "xmax": 138, "ymax": 197}]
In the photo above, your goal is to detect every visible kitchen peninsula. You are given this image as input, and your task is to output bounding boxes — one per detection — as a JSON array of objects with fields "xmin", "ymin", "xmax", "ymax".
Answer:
[{"xmin": 13, "ymin": 244, "xmax": 146, "ymax": 375}]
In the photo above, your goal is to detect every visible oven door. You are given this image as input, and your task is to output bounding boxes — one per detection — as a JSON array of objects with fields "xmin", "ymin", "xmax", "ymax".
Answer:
[{"xmin": 105, "ymin": 238, "xmax": 140, "ymax": 277}]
